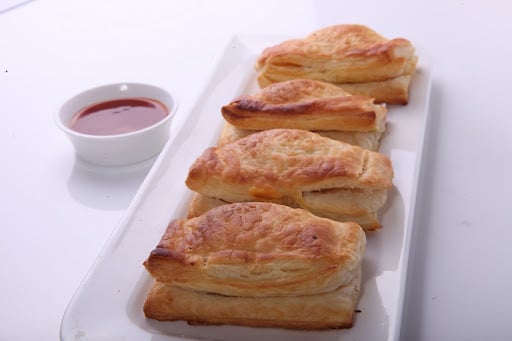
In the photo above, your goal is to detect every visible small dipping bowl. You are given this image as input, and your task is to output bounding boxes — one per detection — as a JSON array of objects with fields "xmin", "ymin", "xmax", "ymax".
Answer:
[{"xmin": 56, "ymin": 83, "xmax": 177, "ymax": 166}]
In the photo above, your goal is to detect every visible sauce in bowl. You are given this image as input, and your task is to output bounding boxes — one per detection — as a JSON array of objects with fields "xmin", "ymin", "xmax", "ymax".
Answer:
[{"xmin": 70, "ymin": 98, "xmax": 168, "ymax": 136}]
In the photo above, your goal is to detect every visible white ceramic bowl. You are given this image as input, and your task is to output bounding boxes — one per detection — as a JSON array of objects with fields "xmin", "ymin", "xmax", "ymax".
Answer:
[{"xmin": 56, "ymin": 83, "xmax": 177, "ymax": 166}]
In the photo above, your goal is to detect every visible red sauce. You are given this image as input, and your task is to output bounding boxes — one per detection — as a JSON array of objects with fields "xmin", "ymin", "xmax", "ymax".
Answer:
[{"xmin": 70, "ymin": 98, "xmax": 168, "ymax": 136}]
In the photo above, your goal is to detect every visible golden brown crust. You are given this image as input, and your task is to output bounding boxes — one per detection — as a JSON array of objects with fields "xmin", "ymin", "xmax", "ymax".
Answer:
[
  {"xmin": 143, "ymin": 275, "xmax": 361, "ymax": 329},
  {"xmin": 144, "ymin": 202, "xmax": 365, "ymax": 329},
  {"xmin": 221, "ymin": 79, "xmax": 387, "ymax": 132},
  {"xmin": 145, "ymin": 202, "xmax": 366, "ymax": 297},
  {"xmin": 187, "ymin": 190, "xmax": 387, "ymax": 230},
  {"xmin": 185, "ymin": 129, "xmax": 393, "ymax": 229},
  {"xmin": 255, "ymin": 24, "xmax": 417, "ymax": 104},
  {"xmin": 218, "ymin": 121, "xmax": 382, "ymax": 151},
  {"xmin": 187, "ymin": 128, "xmax": 392, "ymax": 191}
]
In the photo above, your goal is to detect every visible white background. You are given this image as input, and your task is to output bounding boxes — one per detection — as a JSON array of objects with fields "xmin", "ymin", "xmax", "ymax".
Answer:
[{"xmin": 1, "ymin": 0, "xmax": 511, "ymax": 340}]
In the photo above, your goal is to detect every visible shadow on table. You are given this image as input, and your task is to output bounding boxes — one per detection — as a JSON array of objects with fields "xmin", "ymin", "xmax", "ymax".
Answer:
[{"xmin": 66, "ymin": 156, "xmax": 155, "ymax": 210}]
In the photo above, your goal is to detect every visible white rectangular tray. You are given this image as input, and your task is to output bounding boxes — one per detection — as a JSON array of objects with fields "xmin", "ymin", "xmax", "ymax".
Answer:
[{"xmin": 60, "ymin": 35, "xmax": 432, "ymax": 341}]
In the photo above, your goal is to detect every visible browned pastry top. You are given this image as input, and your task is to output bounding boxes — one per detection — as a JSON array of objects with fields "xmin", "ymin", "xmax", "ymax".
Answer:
[
  {"xmin": 221, "ymin": 79, "xmax": 386, "ymax": 132},
  {"xmin": 144, "ymin": 202, "xmax": 366, "ymax": 296},
  {"xmin": 186, "ymin": 128, "xmax": 393, "ymax": 201},
  {"xmin": 256, "ymin": 24, "xmax": 416, "ymax": 83}
]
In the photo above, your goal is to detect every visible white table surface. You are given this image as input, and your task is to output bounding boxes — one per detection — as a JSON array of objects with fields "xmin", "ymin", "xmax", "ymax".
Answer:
[{"xmin": 1, "ymin": 0, "xmax": 511, "ymax": 340}]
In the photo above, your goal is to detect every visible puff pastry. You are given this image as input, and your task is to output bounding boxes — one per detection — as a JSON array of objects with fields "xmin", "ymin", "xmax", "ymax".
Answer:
[
  {"xmin": 219, "ymin": 79, "xmax": 386, "ymax": 150},
  {"xmin": 185, "ymin": 129, "xmax": 393, "ymax": 230},
  {"xmin": 222, "ymin": 79, "xmax": 387, "ymax": 132},
  {"xmin": 143, "ymin": 278, "xmax": 361, "ymax": 329},
  {"xmin": 256, "ymin": 24, "xmax": 417, "ymax": 104},
  {"xmin": 218, "ymin": 121, "xmax": 382, "ymax": 151},
  {"xmin": 144, "ymin": 202, "xmax": 366, "ymax": 329}
]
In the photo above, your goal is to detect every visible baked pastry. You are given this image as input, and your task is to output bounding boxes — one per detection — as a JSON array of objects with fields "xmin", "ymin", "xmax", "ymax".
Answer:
[
  {"xmin": 256, "ymin": 24, "xmax": 417, "ymax": 104},
  {"xmin": 143, "ymin": 280, "xmax": 360, "ymax": 329},
  {"xmin": 185, "ymin": 128, "xmax": 393, "ymax": 230},
  {"xmin": 187, "ymin": 192, "xmax": 230, "ymax": 218},
  {"xmin": 145, "ymin": 202, "xmax": 366, "ymax": 296},
  {"xmin": 218, "ymin": 121, "xmax": 382, "ymax": 151},
  {"xmin": 222, "ymin": 79, "xmax": 387, "ymax": 132},
  {"xmin": 219, "ymin": 79, "xmax": 387, "ymax": 150},
  {"xmin": 144, "ymin": 202, "xmax": 366, "ymax": 329}
]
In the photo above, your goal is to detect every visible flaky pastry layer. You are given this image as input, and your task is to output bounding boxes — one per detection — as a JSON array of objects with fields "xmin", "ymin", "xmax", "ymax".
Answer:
[
  {"xmin": 185, "ymin": 129, "xmax": 393, "ymax": 229},
  {"xmin": 218, "ymin": 122, "xmax": 382, "ymax": 151},
  {"xmin": 221, "ymin": 79, "xmax": 387, "ymax": 132},
  {"xmin": 256, "ymin": 24, "xmax": 417, "ymax": 104},
  {"xmin": 144, "ymin": 271, "xmax": 361, "ymax": 330},
  {"xmin": 145, "ymin": 202, "xmax": 366, "ymax": 297}
]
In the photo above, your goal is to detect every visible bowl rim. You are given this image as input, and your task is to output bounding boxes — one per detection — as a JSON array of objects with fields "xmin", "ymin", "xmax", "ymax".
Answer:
[{"xmin": 55, "ymin": 82, "xmax": 178, "ymax": 140}]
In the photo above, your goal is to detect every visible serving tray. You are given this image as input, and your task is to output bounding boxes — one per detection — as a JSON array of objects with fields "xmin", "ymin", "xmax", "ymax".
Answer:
[{"xmin": 60, "ymin": 34, "xmax": 432, "ymax": 341}]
